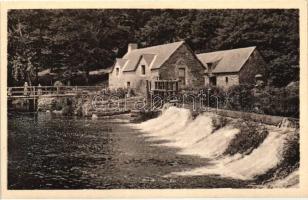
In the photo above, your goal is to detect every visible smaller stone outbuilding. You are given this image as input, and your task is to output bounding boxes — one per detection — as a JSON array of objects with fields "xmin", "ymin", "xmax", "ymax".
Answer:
[{"xmin": 197, "ymin": 46, "xmax": 267, "ymax": 89}]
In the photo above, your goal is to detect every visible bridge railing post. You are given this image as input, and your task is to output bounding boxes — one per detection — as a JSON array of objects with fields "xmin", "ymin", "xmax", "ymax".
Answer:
[{"xmin": 37, "ymin": 84, "xmax": 42, "ymax": 96}]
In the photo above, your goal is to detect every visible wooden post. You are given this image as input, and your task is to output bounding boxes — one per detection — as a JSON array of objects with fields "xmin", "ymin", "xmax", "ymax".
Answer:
[{"xmin": 146, "ymin": 80, "xmax": 149, "ymax": 100}]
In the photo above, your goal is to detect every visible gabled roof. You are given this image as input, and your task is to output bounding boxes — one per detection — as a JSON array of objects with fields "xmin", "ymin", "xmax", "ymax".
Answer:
[
  {"xmin": 122, "ymin": 41, "xmax": 184, "ymax": 72},
  {"xmin": 142, "ymin": 54, "xmax": 156, "ymax": 66},
  {"xmin": 197, "ymin": 46, "xmax": 256, "ymax": 73},
  {"xmin": 116, "ymin": 58, "xmax": 128, "ymax": 68}
]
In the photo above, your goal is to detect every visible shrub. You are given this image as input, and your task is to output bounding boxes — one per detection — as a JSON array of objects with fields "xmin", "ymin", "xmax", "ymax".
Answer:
[
  {"xmin": 99, "ymin": 87, "xmax": 136, "ymax": 99},
  {"xmin": 226, "ymin": 84, "xmax": 254, "ymax": 112},
  {"xmin": 204, "ymin": 84, "xmax": 299, "ymax": 118},
  {"xmin": 199, "ymin": 86, "xmax": 226, "ymax": 108},
  {"xmin": 281, "ymin": 130, "xmax": 299, "ymax": 167},
  {"xmin": 224, "ymin": 120, "xmax": 269, "ymax": 155},
  {"xmin": 256, "ymin": 86, "xmax": 299, "ymax": 117},
  {"xmin": 211, "ymin": 115, "xmax": 229, "ymax": 133}
]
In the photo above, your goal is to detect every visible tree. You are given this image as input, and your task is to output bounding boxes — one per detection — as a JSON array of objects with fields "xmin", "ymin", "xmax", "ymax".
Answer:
[{"xmin": 8, "ymin": 9, "xmax": 299, "ymax": 87}]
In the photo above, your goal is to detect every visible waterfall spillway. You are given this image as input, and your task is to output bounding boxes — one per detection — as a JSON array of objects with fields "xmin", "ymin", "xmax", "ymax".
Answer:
[{"xmin": 133, "ymin": 106, "xmax": 298, "ymax": 185}]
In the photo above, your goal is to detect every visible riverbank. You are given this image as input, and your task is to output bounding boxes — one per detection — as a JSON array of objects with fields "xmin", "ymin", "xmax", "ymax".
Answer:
[{"xmin": 35, "ymin": 94, "xmax": 145, "ymax": 117}]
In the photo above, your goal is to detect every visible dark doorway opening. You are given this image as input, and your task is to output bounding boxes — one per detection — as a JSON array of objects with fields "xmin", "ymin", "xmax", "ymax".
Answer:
[{"xmin": 209, "ymin": 76, "xmax": 217, "ymax": 86}]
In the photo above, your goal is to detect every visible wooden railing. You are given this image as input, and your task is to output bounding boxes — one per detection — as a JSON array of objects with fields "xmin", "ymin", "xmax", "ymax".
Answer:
[
  {"xmin": 150, "ymin": 79, "xmax": 179, "ymax": 97},
  {"xmin": 7, "ymin": 85, "xmax": 106, "ymax": 98}
]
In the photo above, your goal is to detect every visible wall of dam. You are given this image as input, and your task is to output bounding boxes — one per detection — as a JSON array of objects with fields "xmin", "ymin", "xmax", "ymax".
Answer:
[{"xmin": 131, "ymin": 106, "xmax": 299, "ymax": 188}]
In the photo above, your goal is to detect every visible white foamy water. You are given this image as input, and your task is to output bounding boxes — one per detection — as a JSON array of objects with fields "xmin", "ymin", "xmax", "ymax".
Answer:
[
  {"xmin": 137, "ymin": 107, "xmax": 192, "ymax": 137},
  {"xmin": 133, "ymin": 107, "xmax": 296, "ymax": 181},
  {"xmin": 171, "ymin": 128, "xmax": 290, "ymax": 180},
  {"xmin": 157, "ymin": 114, "xmax": 214, "ymax": 147},
  {"xmin": 178, "ymin": 126, "xmax": 240, "ymax": 158}
]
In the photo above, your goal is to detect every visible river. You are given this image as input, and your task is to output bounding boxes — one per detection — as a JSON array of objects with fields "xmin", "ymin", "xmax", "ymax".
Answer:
[{"xmin": 8, "ymin": 112, "xmax": 251, "ymax": 189}]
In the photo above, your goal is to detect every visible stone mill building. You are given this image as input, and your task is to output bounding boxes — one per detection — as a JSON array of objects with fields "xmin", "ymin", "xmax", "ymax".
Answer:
[
  {"xmin": 197, "ymin": 46, "xmax": 267, "ymax": 89},
  {"xmin": 108, "ymin": 41, "xmax": 267, "ymax": 93},
  {"xmin": 108, "ymin": 41, "xmax": 206, "ymax": 94}
]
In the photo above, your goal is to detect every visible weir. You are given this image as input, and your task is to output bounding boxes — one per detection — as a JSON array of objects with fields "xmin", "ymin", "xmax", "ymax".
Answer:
[{"xmin": 133, "ymin": 106, "xmax": 299, "ymax": 185}]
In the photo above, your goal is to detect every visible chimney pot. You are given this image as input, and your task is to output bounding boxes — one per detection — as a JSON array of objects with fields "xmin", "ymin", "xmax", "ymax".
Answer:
[{"xmin": 128, "ymin": 43, "xmax": 138, "ymax": 53}]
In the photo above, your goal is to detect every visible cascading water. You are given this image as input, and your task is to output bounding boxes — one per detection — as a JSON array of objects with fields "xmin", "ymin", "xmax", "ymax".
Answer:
[{"xmin": 133, "ymin": 106, "xmax": 298, "ymax": 187}]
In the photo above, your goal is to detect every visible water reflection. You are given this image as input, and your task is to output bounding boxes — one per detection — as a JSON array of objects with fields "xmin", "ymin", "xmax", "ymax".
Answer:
[{"xmin": 8, "ymin": 112, "xmax": 250, "ymax": 189}]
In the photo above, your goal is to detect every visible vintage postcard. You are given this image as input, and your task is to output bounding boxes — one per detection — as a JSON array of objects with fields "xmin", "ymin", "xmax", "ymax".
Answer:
[{"xmin": 0, "ymin": 0, "xmax": 308, "ymax": 198}]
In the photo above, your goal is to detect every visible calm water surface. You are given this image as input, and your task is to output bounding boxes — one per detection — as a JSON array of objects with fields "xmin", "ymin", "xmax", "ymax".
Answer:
[{"xmin": 8, "ymin": 112, "xmax": 251, "ymax": 189}]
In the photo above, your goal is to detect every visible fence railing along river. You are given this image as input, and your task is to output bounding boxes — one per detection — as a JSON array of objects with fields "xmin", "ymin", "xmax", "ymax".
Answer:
[{"xmin": 7, "ymin": 85, "xmax": 106, "ymax": 99}]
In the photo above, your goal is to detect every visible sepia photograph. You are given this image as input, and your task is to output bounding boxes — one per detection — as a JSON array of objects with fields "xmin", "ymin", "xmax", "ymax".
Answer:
[{"xmin": 1, "ymin": 1, "xmax": 307, "ymax": 198}]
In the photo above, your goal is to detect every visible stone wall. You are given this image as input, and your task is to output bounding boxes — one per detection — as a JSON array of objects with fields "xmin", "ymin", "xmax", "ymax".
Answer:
[
  {"xmin": 216, "ymin": 74, "xmax": 239, "ymax": 89},
  {"xmin": 204, "ymin": 49, "xmax": 267, "ymax": 89},
  {"xmin": 109, "ymin": 62, "xmax": 125, "ymax": 89},
  {"xmin": 239, "ymin": 49, "xmax": 267, "ymax": 84},
  {"xmin": 109, "ymin": 56, "xmax": 159, "ymax": 95},
  {"xmin": 109, "ymin": 42, "xmax": 205, "ymax": 93},
  {"xmin": 159, "ymin": 43, "xmax": 205, "ymax": 89},
  {"xmin": 207, "ymin": 107, "xmax": 299, "ymax": 128}
]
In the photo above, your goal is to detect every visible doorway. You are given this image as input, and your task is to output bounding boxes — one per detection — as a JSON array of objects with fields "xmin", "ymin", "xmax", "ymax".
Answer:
[{"xmin": 178, "ymin": 68, "xmax": 186, "ymax": 87}]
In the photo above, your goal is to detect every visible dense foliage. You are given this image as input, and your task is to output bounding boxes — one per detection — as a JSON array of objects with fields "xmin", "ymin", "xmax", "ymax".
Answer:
[
  {"xmin": 178, "ymin": 82, "xmax": 299, "ymax": 118},
  {"xmin": 224, "ymin": 121, "xmax": 269, "ymax": 156},
  {"xmin": 8, "ymin": 9, "xmax": 299, "ymax": 87}
]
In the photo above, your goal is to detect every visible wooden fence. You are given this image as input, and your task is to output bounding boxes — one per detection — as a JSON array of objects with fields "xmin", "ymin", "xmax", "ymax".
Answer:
[{"xmin": 7, "ymin": 85, "xmax": 106, "ymax": 99}]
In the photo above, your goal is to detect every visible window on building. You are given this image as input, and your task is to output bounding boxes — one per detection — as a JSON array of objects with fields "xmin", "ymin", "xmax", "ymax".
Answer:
[
  {"xmin": 141, "ymin": 65, "xmax": 146, "ymax": 75},
  {"xmin": 208, "ymin": 63, "xmax": 213, "ymax": 69},
  {"xmin": 178, "ymin": 68, "xmax": 186, "ymax": 86},
  {"xmin": 225, "ymin": 77, "xmax": 229, "ymax": 84},
  {"xmin": 210, "ymin": 76, "xmax": 217, "ymax": 86},
  {"xmin": 207, "ymin": 63, "xmax": 213, "ymax": 72},
  {"xmin": 116, "ymin": 68, "xmax": 119, "ymax": 76},
  {"xmin": 127, "ymin": 82, "xmax": 130, "ymax": 87}
]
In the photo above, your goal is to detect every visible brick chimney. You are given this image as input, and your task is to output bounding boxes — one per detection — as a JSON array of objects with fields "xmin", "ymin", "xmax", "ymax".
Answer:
[{"xmin": 128, "ymin": 43, "xmax": 138, "ymax": 53}]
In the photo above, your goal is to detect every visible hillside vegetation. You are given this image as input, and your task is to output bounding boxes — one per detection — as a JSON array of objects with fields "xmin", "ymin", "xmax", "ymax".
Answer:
[{"xmin": 8, "ymin": 9, "xmax": 298, "ymax": 87}]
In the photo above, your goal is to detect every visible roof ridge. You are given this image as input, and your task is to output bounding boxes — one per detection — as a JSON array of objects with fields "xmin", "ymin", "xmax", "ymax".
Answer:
[
  {"xmin": 116, "ymin": 58, "xmax": 128, "ymax": 61},
  {"xmin": 197, "ymin": 46, "xmax": 257, "ymax": 73},
  {"xmin": 197, "ymin": 46, "xmax": 256, "ymax": 55},
  {"xmin": 122, "ymin": 41, "xmax": 185, "ymax": 72},
  {"xmin": 131, "ymin": 41, "xmax": 185, "ymax": 52},
  {"xmin": 150, "ymin": 41, "xmax": 185, "ymax": 70},
  {"xmin": 237, "ymin": 47, "xmax": 256, "ymax": 72}
]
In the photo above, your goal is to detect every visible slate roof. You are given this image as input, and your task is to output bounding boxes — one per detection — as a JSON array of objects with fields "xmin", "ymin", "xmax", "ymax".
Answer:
[
  {"xmin": 121, "ymin": 41, "xmax": 185, "ymax": 72},
  {"xmin": 109, "ymin": 58, "xmax": 128, "ymax": 73},
  {"xmin": 116, "ymin": 58, "xmax": 128, "ymax": 68},
  {"xmin": 197, "ymin": 46, "xmax": 256, "ymax": 73},
  {"xmin": 142, "ymin": 54, "xmax": 156, "ymax": 66}
]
